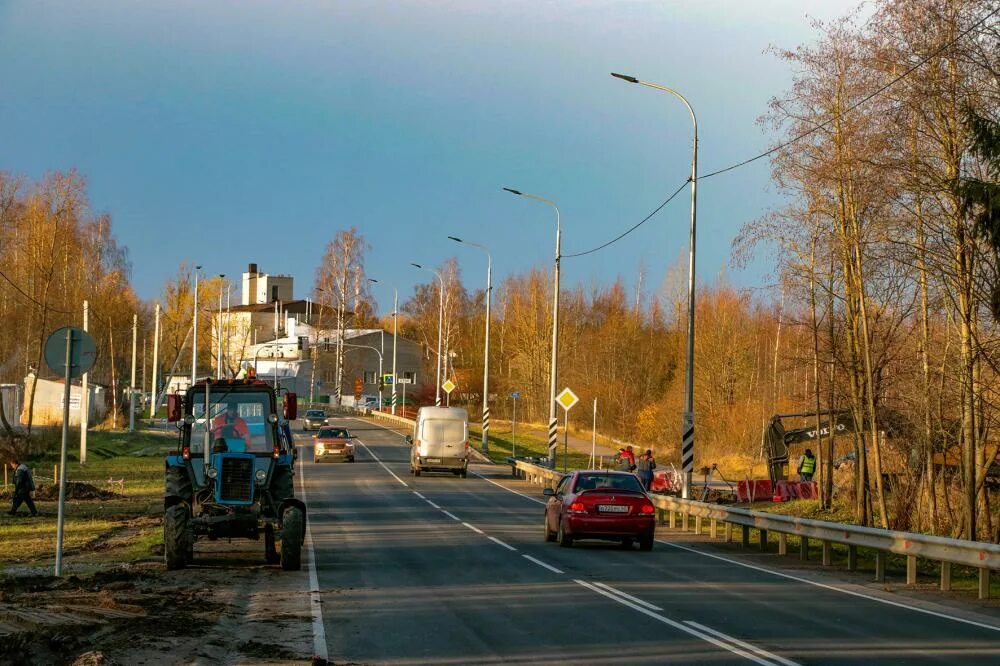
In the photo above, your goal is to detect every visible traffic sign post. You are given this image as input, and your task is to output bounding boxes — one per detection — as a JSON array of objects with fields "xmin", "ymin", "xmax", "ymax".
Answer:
[
  {"xmin": 510, "ymin": 391, "xmax": 521, "ymax": 462},
  {"xmin": 556, "ymin": 388, "xmax": 579, "ymax": 472},
  {"xmin": 442, "ymin": 379, "xmax": 456, "ymax": 407},
  {"xmin": 44, "ymin": 327, "xmax": 97, "ymax": 577},
  {"xmin": 397, "ymin": 377, "xmax": 412, "ymax": 416}
]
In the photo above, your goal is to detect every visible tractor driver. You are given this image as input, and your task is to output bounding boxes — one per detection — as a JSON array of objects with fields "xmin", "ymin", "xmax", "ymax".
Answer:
[{"xmin": 212, "ymin": 402, "xmax": 252, "ymax": 449}]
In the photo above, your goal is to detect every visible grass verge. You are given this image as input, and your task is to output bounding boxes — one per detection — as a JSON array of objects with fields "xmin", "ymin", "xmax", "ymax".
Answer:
[{"xmin": 0, "ymin": 428, "xmax": 172, "ymax": 573}]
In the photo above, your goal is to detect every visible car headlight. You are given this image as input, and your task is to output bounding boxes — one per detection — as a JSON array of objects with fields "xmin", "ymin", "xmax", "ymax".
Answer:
[
  {"xmin": 255, "ymin": 469, "xmax": 267, "ymax": 483},
  {"xmin": 315, "ymin": 443, "xmax": 325, "ymax": 454},
  {"xmin": 206, "ymin": 467, "xmax": 218, "ymax": 479}
]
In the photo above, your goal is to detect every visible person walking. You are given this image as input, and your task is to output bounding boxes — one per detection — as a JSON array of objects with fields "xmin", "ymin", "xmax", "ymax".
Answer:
[
  {"xmin": 636, "ymin": 449, "xmax": 656, "ymax": 490},
  {"xmin": 624, "ymin": 445, "xmax": 636, "ymax": 471},
  {"xmin": 8, "ymin": 459, "xmax": 38, "ymax": 517},
  {"xmin": 798, "ymin": 448, "xmax": 817, "ymax": 482}
]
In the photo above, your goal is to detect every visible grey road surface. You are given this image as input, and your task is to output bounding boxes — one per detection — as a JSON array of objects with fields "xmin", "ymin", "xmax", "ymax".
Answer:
[{"xmin": 297, "ymin": 418, "xmax": 1000, "ymax": 665}]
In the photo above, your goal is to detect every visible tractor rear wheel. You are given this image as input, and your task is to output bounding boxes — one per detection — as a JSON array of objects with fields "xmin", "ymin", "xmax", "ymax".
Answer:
[
  {"xmin": 264, "ymin": 525, "xmax": 280, "ymax": 564},
  {"xmin": 280, "ymin": 507, "xmax": 304, "ymax": 571},
  {"xmin": 164, "ymin": 505, "xmax": 190, "ymax": 570}
]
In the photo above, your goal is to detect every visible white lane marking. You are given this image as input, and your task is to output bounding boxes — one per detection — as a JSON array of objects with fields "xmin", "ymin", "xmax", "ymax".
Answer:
[
  {"xmin": 413, "ymin": 491, "xmax": 426, "ymax": 499},
  {"xmin": 426, "ymin": 500, "xmax": 442, "ymax": 510},
  {"xmin": 684, "ymin": 621, "xmax": 799, "ymax": 666},
  {"xmin": 463, "ymin": 522, "xmax": 485, "ymax": 534},
  {"xmin": 354, "ymin": 439, "xmax": 408, "ymax": 487},
  {"xmin": 522, "ymin": 554, "xmax": 564, "ymax": 574},
  {"xmin": 442, "ymin": 510, "xmax": 460, "ymax": 521},
  {"xmin": 470, "ymin": 470, "xmax": 546, "ymax": 505},
  {"xmin": 592, "ymin": 581, "xmax": 663, "ymax": 611},
  {"xmin": 489, "ymin": 536, "xmax": 517, "ymax": 551},
  {"xmin": 657, "ymin": 539, "xmax": 1000, "ymax": 634},
  {"xmin": 574, "ymin": 579, "xmax": 776, "ymax": 665},
  {"xmin": 297, "ymin": 449, "xmax": 329, "ymax": 662}
]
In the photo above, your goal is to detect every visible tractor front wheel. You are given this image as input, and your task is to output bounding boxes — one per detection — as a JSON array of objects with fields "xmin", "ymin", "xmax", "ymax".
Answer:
[
  {"xmin": 280, "ymin": 507, "xmax": 304, "ymax": 571},
  {"xmin": 164, "ymin": 505, "xmax": 190, "ymax": 570}
]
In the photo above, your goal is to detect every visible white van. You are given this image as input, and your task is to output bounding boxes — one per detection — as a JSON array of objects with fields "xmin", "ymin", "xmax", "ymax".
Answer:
[{"xmin": 408, "ymin": 406, "xmax": 469, "ymax": 477}]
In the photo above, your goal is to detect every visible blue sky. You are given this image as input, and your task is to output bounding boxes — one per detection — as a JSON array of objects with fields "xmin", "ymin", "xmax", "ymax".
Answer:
[{"xmin": 0, "ymin": 0, "xmax": 862, "ymax": 311}]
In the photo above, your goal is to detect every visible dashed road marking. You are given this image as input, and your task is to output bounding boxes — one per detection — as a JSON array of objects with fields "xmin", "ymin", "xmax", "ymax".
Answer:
[
  {"xmin": 463, "ymin": 522, "xmax": 485, "ymax": 534},
  {"xmin": 522, "ymin": 554, "xmax": 564, "ymax": 574},
  {"xmin": 592, "ymin": 581, "xmax": 663, "ymax": 611},
  {"xmin": 489, "ymin": 536, "xmax": 517, "ymax": 551}
]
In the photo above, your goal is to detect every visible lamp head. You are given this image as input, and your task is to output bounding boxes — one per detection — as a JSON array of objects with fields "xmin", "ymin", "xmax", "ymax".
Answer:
[
  {"xmin": 447, "ymin": 236, "xmax": 462, "ymax": 243},
  {"xmin": 611, "ymin": 72, "xmax": 639, "ymax": 84},
  {"xmin": 411, "ymin": 262, "xmax": 422, "ymax": 269},
  {"xmin": 502, "ymin": 187, "xmax": 522, "ymax": 196}
]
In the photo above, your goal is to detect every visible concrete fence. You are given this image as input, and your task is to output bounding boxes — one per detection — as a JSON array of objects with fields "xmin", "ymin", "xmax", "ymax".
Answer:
[{"xmin": 512, "ymin": 459, "xmax": 999, "ymax": 599}]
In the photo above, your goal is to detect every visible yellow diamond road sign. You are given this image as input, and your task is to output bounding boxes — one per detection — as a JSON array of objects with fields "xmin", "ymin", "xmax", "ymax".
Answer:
[
  {"xmin": 442, "ymin": 379, "xmax": 456, "ymax": 394},
  {"xmin": 556, "ymin": 387, "xmax": 579, "ymax": 411}
]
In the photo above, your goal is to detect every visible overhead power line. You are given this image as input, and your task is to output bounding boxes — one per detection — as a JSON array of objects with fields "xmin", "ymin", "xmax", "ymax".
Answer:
[
  {"xmin": 0, "ymin": 268, "xmax": 74, "ymax": 315},
  {"xmin": 563, "ymin": 180, "xmax": 689, "ymax": 259},
  {"xmin": 565, "ymin": 5, "xmax": 997, "ymax": 260},
  {"xmin": 699, "ymin": 5, "xmax": 1000, "ymax": 180}
]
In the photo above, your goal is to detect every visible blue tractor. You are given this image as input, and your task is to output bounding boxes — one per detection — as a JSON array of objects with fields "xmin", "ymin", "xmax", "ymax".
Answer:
[{"xmin": 163, "ymin": 379, "xmax": 305, "ymax": 570}]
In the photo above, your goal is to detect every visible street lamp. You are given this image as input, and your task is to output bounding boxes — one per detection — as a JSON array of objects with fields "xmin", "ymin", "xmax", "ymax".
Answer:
[
  {"xmin": 369, "ymin": 278, "xmax": 399, "ymax": 415},
  {"xmin": 503, "ymin": 187, "xmax": 561, "ymax": 467},
  {"xmin": 412, "ymin": 263, "xmax": 445, "ymax": 406},
  {"xmin": 449, "ymin": 236, "xmax": 492, "ymax": 454},
  {"xmin": 192, "ymin": 265, "xmax": 202, "ymax": 386},
  {"xmin": 612, "ymin": 71, "xmax": 698, "ymax": 499},
  {"xmin": 216, "ymin": 274, "xmax": 225, "ymax": 378}
]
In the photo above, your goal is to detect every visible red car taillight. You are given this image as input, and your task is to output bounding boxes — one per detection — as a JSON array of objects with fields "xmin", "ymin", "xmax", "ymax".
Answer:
[
  {"xmin": 569, "ymin": 501, "xmax": 587, "ymax": 513},
  {"xmin": 640, "ymin": 504, "xmax": 655, "ymax": 514}
]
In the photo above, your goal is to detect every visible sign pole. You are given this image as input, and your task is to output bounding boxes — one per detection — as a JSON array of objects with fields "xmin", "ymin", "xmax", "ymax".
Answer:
[
  {"xmin": 80, "ymin": 301, "xmax": 89, "ymax": 465},
  {"xmin": 55, "ymin": 329, "xmax": 74, "ymax": 576},
  {"xmin": 563, "ymin": 409, "xmax": 569, "ymax": 473},
  {"xmin": 591, "ymin": 398, "xmax": 597, "ymax": 469},
  {"xmin": 511, "ymin": 395, "xmax": 517, "ymax": 460}
]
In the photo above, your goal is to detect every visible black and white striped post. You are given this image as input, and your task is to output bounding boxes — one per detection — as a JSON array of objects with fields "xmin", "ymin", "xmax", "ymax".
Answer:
[{"xmin": 682, "ymin": 411, "xmax": 694, "ymax": 499}]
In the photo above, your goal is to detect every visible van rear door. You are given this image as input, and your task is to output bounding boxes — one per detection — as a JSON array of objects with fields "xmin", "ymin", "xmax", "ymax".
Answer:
[{"xmin": 419, "ymin": 417, "xmax": 467, "ymax": 461}]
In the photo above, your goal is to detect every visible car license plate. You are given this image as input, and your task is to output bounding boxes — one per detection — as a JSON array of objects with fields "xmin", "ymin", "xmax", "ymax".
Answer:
[
  {"xmin": 426, "ymin": 458, "xmax": 441, "ymax": 463},
  {"xmin": 598, "ymin": 505, "xmax": 629, "ymax": 513},
  {"xmin": 329, "ymin": 449, "xmax": 342, "ymax": 454}
]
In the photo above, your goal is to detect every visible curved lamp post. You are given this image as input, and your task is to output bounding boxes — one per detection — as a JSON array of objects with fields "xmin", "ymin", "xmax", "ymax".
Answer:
[
  {"xmin": 412, "ymin": 263, "xmax": 445, "ymax": 406},
  {"xmin": 503, "ymin": 187, "xmax": 561, "ymax": 467},
  {"xmin": 612, "ymin": 72, "xmax": 698, "ymax": 499},
  {"xmin": 449, "ymin": 236, "xmax": 492, "ymax": 454}
]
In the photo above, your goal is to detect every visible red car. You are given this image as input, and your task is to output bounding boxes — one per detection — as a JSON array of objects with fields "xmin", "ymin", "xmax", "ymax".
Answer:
[
  {"xmin": 312, "ymin": 427, "xmax": 355, "ymax": 463},
  {"xmin": 543, "ymin": 471, "xmax": 656, "ymax": 550}
]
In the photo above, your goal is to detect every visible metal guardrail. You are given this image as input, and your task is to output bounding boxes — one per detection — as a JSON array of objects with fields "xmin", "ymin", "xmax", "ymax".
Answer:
[{"xmin": 512, "ymin": 459, "xmax": 997, "ymax": 599}]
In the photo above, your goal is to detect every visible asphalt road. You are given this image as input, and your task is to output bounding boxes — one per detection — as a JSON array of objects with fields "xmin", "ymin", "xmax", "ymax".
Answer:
[{"xmin": 297, "ymin": 418, "xmax": 1000, "ymax": 665}]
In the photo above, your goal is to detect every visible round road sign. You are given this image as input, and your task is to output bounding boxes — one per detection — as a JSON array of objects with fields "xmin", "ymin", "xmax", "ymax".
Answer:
[{"xmin": 44, "ymin": 327, "xmax": 97, "ymax": 379}]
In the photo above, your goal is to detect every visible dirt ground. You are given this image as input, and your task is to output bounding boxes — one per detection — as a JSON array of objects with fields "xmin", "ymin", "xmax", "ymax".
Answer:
[{"xmin": 0, "ymin": 539, "xmax": 328, "ymax": 666}]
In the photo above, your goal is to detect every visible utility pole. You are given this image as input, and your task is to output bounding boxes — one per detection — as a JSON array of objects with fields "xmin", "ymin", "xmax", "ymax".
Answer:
[
  {"xmin": 129, "ymin": 314, "xmax": 137, "ymax": 432},
  {"xmin": 80, "ymin": 300, "xmax": 89, "ymax": 465},
  {"xmin": 149, "ymin": 303, "xmax": 160, "ymax": 419},
  {"xmin": 192, "ymin": 265, "xmax": 201, "ymax": 386}
]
